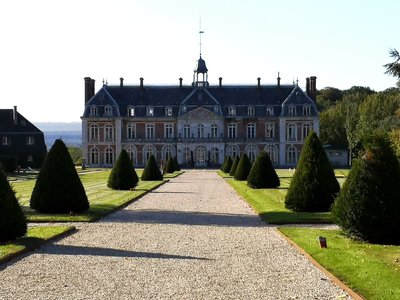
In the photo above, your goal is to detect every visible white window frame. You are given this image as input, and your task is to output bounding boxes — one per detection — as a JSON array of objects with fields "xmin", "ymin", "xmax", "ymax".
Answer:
[
  {"xmin": 147, "ymin": 106, "xmax": 154, "ymax": 116},
  {"xmin": 105, "ymin": 147, "xmax": 114, "ymax": 165},
  {"xmin": 288, "ymin": 105, "xmax": 296, "ymax": 116},
  {"xmin": 265, "ymin": 145, "xmax": 278, "ymax": 164},
  {"xmin": 164, "ymin": 124, "xmax": 174, "ymax": 138},
  {"xmin": 104, "ymin": 124, "xmax": 114, "ymax": 141},
  {"xmin": 247, "ymin": 145, "xmax": 257, "ymax": 162},
  {"xmin": 183, "ymin": 124, "xmax": 190, "ymax": 138},
  {"xmin": 90, "ymin": 106, "xmax": 98, "ymax": 117},
  {"xmin": 127, "ymin": 106, "xmax": 135, "ymax": 117},
  {"xmin": 127, "ymin": 123, "xmax": 136, "ymax": 139},
  {"xmin": 211, "ymin": 124, "xmax": 218, "ymax": 138},
  {"xmin": 265, "ymin": 122, "xmax": 275, "ymax": 138},
  {"xmin": 303, "ymin": 105, "xmax": 311, "ymax": 116},
  {"xmin": 247, "ymin": 123, "xmax": 256, "ymax": 138},
  {"xmin": 146, "ymin": 124, "xmax": 155, "ymax": 139},
  {"xmin": 248, "ymin": 106, "xmax": 255, "ymax": 116},
  {"xmin": 228, "ymin": 106, "xmax": 236, "ymax": 116},
  {"xmin": 266, "ymin": 106, "xmax": 274, "ymax": 116},
  {"xmin": 104, "ymin": 105, "xmax": 113, "ymax": 117},
  {"xmin": 286, "ymin": 123, "xmax": 297, "ymax": 142},
  {"xmin": 198, "ymin": 124, "xmax": 205, "ymax": 138},
  {"xmin": 90, "ymin": 147, "xmax": 99, "ymax": 165},
  {"xmin": 287, "ymin": 146, "xmax": 297, "ymax": 164},
  {"xmin": 302, "ymin": 122, "xmax": 312, "ymax": 140},
  {"xmin": 228, "ymin": 123, "xmax": 237, "ymax": 138},
  {"xmin": 90, "ymin": 124, "xmax": 99, "ymax": 141},
  {"xmin": 165, "ymin": 107, "xmax": 173, "ymax": 117}
]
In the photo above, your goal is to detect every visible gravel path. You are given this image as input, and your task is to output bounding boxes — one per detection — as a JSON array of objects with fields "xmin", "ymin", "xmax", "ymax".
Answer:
[{"xmin": 0, "ymin": 171, "xmax": 351, "ymax": 299}]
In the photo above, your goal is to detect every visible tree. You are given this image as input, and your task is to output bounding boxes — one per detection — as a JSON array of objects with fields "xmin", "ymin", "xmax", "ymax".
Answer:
[
  {"xmin": 229, "ymin": 155, "xmax": 239, "ymax": 176},
  {"xmin": 30, "ymin": 139, "xmax": 89, "ymax": 213},
  {"xmin": 234, "ymin": 153, "xmax": 252, "ymax": 181},
  {"xmin": 68, "ymin": 146, "xmax": 83, "ymax": 165},
  {"xmin": 222, "ymin": 156, "xmax": 233, "ymax": 173},
  {"xmin": 164, "ymin": 156, "xmax": 175, "ymax": 173},
  {"xmin": 331, "ymin": 132, "xmax": 400, "ymax": 244},
  {"xmin": 107, "ymin": 149, "xmax": 139, "ymax": 190},
  {"xmin": 285, "ymin": 132, "xmax": 339, "ymax": 212},
  {"xmin": 247, "ymin": 152, "xmax": 280, "ymax": 188},
  {"xmin": 0, "ymin": 170, "xmax": 27, "ymax": 242},
  {"xmin": 220, "ymin": 157, "xmax": 227, "ymax": 171},
  {"xmin": 173, "ymin": 156, "xmax": 181, "ymax": 171},
  {"xmin": 384, "ymin": 48, "xmax": 400, "ymax": 87},
  {"xmin": 141, "ymin": 155, "xmax": 163, "ymax": 181}
]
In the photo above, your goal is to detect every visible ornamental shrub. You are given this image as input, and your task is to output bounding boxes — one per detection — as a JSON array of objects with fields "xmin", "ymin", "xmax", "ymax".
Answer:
[
  {"xmin": 331, "ymin": 132, "xmax": 400, "ymax": 244},
  {"xmin": 173, "ymin": 156, "xmax": 181, "ymax": 171},
  {"xmin": 285, "ymin": 132, "xmax": 339, "ymax": 212},
  {"xmin": 107, "ymin": 149, "xmax": 139, "ymax": 190},
  {"xmin": 229, "ymin": 155, "xmax": 239, "ymax": 176},
  {"xmin": 0, "ymin": 170, "xmax": 27, "ymax": 242},
  {"xmin": 234, "ymin": 153, "xmax": 252, "ymax": 181},
  {"xmin": 30, "ymin": 139, "xmax": 89, "ymax": 213},
  {"xmin": 247, "ymin": 152, "xmax": 280, "ymax": 188},
  {"xmin": 220, "ymin": 157, "xmax": 228, "ymax": 171},
  {"xmin": 141, "ymin": 155, "xmax": 163, "ymax": 181},
  {"xmin": 222, "ymin": 156, "xmax": 233, "ymax": 173},
  {"xmin": 164, "ymin": 156, "xmax": 175, "ymax": 173}
]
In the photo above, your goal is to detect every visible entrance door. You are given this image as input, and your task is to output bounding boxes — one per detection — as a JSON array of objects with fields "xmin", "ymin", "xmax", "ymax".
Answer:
[{"xmin": 195, "ymin": 146, "xmax": 206, "ymax": 167}]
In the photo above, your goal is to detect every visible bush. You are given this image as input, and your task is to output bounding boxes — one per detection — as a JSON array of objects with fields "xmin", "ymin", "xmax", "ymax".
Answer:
[
  {"xmin": 0, "ymin": 156, "xmax": 17, "ymax": 172},
  {"xmin": 30, "ymin": 139, "xmax": 89, "ymax": 213},
  {"xmin": 173, "ymin": 156, "xmax": 181, "ymax": 171},
  {"xmin": 107, "ymin": 149, "xmax": 139, "ymax": 190},
  {"xmin": 229, "ymin": 155, "xmax": 239, "ymax": 176},
  {"xmin": 234, "ymin": 153, "xmax": 252, "ymax": 180},
  {"xmin": 331, "ymin": 133, "xmax": 400, "ymax": 244},
  {"xmin": 141, "ymin": 155, "xmax": 163, "ymax": 181},
  {"xmin": 247, "ymin": 152, "xmax": 280, "ymax": 188},
  {"xmin": 220, "ymin": 157, "xmax": 228, "ymax": 171},
  {"xmin": 0, "ymin": 170, "xmax": 27, "ymax": 242},
  {"xmin": 222, "ymin": 156, "xmax": 233, "ymax": 173},
  {"xmin": 164, "ymin": 156, "xmax": 175, "ymax": 174},
  {"xmin": 285, "ymin": 132, "xmax": 339, "ymax": 212}
]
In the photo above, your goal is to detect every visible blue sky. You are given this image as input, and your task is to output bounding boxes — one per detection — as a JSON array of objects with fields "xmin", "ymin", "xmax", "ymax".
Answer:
[{"xmin": 0, "ymin": 0, "xmax": 399, "ymax": 122}]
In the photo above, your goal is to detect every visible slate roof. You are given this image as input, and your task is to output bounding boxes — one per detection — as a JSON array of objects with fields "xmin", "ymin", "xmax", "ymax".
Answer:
[{"xmin": 0, "ymin": 109, "xmax": 43, "ymax": 133}]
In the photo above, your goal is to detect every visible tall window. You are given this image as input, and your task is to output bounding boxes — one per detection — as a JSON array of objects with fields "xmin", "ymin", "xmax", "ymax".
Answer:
[
  {"xmin": 228, "ymin": 106, "xmax": 236, "ymax": 116},
  {"xmin": 125, "ymin": 146, "xmax": 137, "ymax": 164},
  {"xmin": 165, "ymin": 107, "xmax": 173, "ymax": 116},
  {"xmin": 287, "ymin": 123, "xmax": 297, "ymax": 141},
  {"xmin": 265, "ymin": 123, "xmax": 274, "ymax": 138},
  {"xmin": 90, "ymin": 147, "xmax": 99, "ymax": 165},
  {"xmin": 288, "ymin": 105, "xmax": 296, "ymax": 116},
  {"xmin": 198, "ymin": 124, "xmax": 205, "ymax": 138},
  {"xmin": 303, "ymin": 105, "xmax": 311, "ymax": 116},
  {"xmin": 147, "ymin": 106, "xmax": 154, "ymax": 116},
  {"xmin": 104, "ymin": 124, "xmax": 114, "ymax": 141},
  {"xmin": 90, "ymin": 106, "xmax": 98, "ymax": 117},
  {"xmin": 211, "ymin": 147, "xmax": 219, "ymax": 164},
  {"xmin": 127, "ymin": 106, "xmax": 135, "ymax": 117},
  {"xmin": 26, "ymin": 136, "xmax": 35, "ymax": 145},
  {"xmin": 302, "ymin": 123, "xmax": 312, "ymax": 140},
  {"xmin": 104, "ymin": 105, "xmax": 113, "ymax": 117},
  {"xmin": 248, "ymin": 106, "xmax": 255, "ymax": 116},
  {"xmin": 105, "ymin": 147, "xmax": 114, "ymax": 165},
  {"xmin": 144, "ymin": 146, "xmax": 155, "ymax": 163},
  {"xmin": 247, "ymin": 145, "xmax": 257, "ymax": 163},
  {"xmin": 227, "ymin": 145, "xmax": 239, "ymax": 158},
  {"xmin": 265, "ymin": 145, "xmax": 278, "ymax": 164},
  {"xmin": 266, "ymin": 106, "xmax": 274, "ymax": 116},
  {"xmin": 146, "ymin": 124, "xmax": 155, "ymax": 139},
  {"xmin": 211, "ymin": 124, "xmax": 218, "ymax": 138},
  {"xmin": 183, "ymin": 124, "xmax": 190, "ymax": 138},
  {"xmin": 287, "ymin": 146, "xmax": 297, "ymax": 164},
  {"xmin": 247, "ymin": 123, "xmax": 256, "ymax": 138},
  {"xmin": 228, "ymin": 123, "xmax": 237, "ymax": 138},
  {"xmin": 163, "ymin": 145, "xmax": 174, "ymax": 161},
  {"xmin": 164, "ymin": 124, "xmax": 173, "ymax": 138},
  {"xmin": 90, "ymin": 124, "xmax": 99, "ymax": 141},
  {"xmin": 2, "ymin": 136, "xmax": 10, "ymax": 145},
  {"xmin": 127, "ymin": 123, "xmax": 136, "ymax": 139}
]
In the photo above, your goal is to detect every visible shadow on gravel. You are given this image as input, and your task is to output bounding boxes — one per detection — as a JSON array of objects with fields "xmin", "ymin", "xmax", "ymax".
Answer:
[
  {"xmin": 43, "ymin": 244, "xmax": 211, "ymax": 260},
  {"xmin": 106, "ymin": 210, "xmax": 265, "ymax": 227},
  {"xmin": 149, "ymin": 191, "xmax": 197, "ymax": 194}
]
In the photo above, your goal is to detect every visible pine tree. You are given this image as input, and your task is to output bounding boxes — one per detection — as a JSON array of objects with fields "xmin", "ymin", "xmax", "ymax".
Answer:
[
  {"xmin": 229, "ymin": 155, "xmax": 239, "ymax": 176},
  {"xmin": 0, "ymin": 170, "xmax": 27, "ymax": 242},
  {"xmin": 173, "ymin": 156, "xmax": 181, "ymax": 171},
  {"xmin": 164, "ymin": 156, "xmax": 175, "ymax": 173},
  {"xmin": 285, "ymin": 132, "xmax": 339, "ymax": 212},
  {"xmin": 234, "ymin": 153, "xmax": 252, "ymax": 181},
  {"xmin": 331, "ymin": 132, "xmax": 400, "ymax": 244},
  {"xmin": 247, "ymin": 152, "xmax": 280, "ymax": 188},
  {"xmin": 141, "ymin": 155, "xmax": 163, "ymax": 181},
  {"xmin": 222, "ymin": 156, "xmax": 233, "ymax": 173},
  {"xmin": 30, "ymin": 139, "xmax": 89, "ymax": 213},
  {"xmin": 107, "ymin": 149, "xmax": 139, "ymax": 190}
]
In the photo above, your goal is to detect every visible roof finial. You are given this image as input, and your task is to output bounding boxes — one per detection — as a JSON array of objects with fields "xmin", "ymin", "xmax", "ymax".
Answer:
[
  {"xmin": 199, "ymin": 17, "xmax": 204, "ymax": 57},
  {"xmin": 296, "ymin": 77, "xmax": 299, "ymax": 86}
]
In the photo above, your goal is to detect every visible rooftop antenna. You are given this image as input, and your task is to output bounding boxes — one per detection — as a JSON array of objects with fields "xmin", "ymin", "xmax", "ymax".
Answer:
[{"xmin": 199, "ymin": 17, "xmax": 204, "ymax": 57}]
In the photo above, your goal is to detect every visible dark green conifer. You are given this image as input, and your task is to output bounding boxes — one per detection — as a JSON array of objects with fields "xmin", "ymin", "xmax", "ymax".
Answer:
[
  {"xmin": 234, "ymin": 153, "xmax": 252, "ymax": 180},
  {"xmin": 141, "ymin": 155, "xmax": 163, "ymax": 181},
  {"xmin": 164, "ymin": 156, "xmax": 175, "ymax": 174},
  {"xmin": 285, "ymin": 132, "xmax": 339, "ymax": 212},
  {"xmin": 107, "ymin": 149, "xmax": 139, "ymax": 190},
  {"xmin": 229, "ymin": 155, "xmax": 239, "ymax": 176},
  {"xmin": 173, "ymin": 156, "xmax": 181, "ymax": 171},
  {"xmin": 0, "ymin": 170, "xmax": 27, "ymax": 242},
  {"xmin": 220, "ymin": 157, "xmax": 228, "ymax": 171},
  {"xmin": 247, "ymin": 152, "xmax": 280, "ymax": 188},
  {"xmin": 331, "ymin": 132, "xmax": 400, "ymax": 244},
  {"xmin": 30, "ymin": 139, "xmax": 89, "ymax": 213},
  {"xmin": 222, "ymin": 156, "xmax": 233, "ymax": 173}
]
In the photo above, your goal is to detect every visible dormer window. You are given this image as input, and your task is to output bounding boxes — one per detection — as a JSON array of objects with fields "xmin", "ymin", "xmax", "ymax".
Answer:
[
  {"xmin": 165, "ymin": 107, "xmax": 173, "ymax": 117},
  {"xmin": 26, "ymin": 136, "xmax": 35, "ymax": 145},
  {"xmin": 266, "ymin": 106, "xmax": 274, "ymax": 116},
  {"xmin": 127, "ymin": 106, "xmax": 135, "ymax": 117},
  {"xmin": 104, "ymin": 105, "xmax": 113, "ymax": 117},
  {"xmin": 248, "ymin": 106, "xmax": 255, "ymax": 117},
  {"xmin": 288, "ymin": 105, "xmax": 296, "ymax": 116},
  {"xmin": 147, "ymin": 106, "xmax": 154, "ymax": 116},
  {"xmin": 2, "ymin": 136, "xmax": 10, "ymax": 145},
  {"xmin": 228, "ymin": 106, "xmax": 236, "ymax": 116},
  {"xmin": 182, "ymin": 105, "xmax": 187, "ymax": 113},
  {"xmin": 303, "ymin": 105, "xmax": 311, "ymax": 116},
  {"xmin": 90, "ymin": 106, "xmax": 98, "ymax": 117}
]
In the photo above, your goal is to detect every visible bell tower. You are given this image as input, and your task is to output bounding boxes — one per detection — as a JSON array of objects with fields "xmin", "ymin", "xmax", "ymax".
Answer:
[{"xmin": 193, "ymin": 28, "xmax": 209, "ymax": 87}]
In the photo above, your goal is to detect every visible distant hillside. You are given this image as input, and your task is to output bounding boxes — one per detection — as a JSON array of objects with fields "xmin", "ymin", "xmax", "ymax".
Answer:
[
  {"xmin": 34, "ymin": 122, "xmax": 82, "ymax": 148},
  {"xmin": 35, "ymin": 122, "xmax": 81, "ymax": 131}
]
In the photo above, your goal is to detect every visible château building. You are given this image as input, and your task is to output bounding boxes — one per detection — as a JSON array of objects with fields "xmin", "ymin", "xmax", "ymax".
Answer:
[{"xmin": 81, "ymin": 56, "xmax": 319, "ymax": 168}]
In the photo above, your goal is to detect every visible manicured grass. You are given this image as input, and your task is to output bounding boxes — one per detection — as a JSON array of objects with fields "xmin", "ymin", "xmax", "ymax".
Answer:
[
  {"xmin": 11, "ymin": 170, "xmax": 169, "ymax": 222},
  {"xmin": 279, "ymin": 227, "xmax": 400, "ymax": 300},
  {"xmin": 0, "ymin": 226, "xmax": 74, "ymax": 263},
  {"xmin": 221, "ymin": 169, "xmax": 347, "ymax": 224}
]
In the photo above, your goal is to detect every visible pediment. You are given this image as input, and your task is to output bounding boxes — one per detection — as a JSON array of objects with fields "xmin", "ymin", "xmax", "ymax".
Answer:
[{"xmin": 181, "ymin": 106, "xmax": 221, "ymax": 120}]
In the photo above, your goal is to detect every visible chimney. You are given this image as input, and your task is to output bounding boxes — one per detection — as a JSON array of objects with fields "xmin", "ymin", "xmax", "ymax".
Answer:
[
  {"xmin": 219, "ymin": 77, "xmax": 222, "ymax": 87},
  {"xmin": 120, "ymin": 77, "xmax": 124, "ymax": 87},
  {"xmin": 257, "ymin": 77, "xmax": 261, "ymax": 88},
  {"xmin": 84, "ymin": 77, "xmax": 95, "ymax": 104},
  {"xmin": 306, "ymin": 77, "xmax": 310, "ymax": 94},
  {"xmin": 140, "ymin": 77, "xmax": 144, "ymax": 88},
  {"xmin": 277, "ymin": 73, "xmax": 281, "ymax": 87},
  {"xmin": 13, "ymin": 106, "xmax": 18, "ymax": 125},
  {"xmin": 179, "ymin": 77, "xmax": 183, "ymax": 88},
  {"xmin": 308, "ymin": 76, "xmax": 317, "ymax": 101}
]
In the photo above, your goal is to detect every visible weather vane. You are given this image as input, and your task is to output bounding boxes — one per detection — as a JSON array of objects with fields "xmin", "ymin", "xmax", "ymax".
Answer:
[{"xmin": 199, "ymin": 18, "xmax": 204, "ymax": 56}]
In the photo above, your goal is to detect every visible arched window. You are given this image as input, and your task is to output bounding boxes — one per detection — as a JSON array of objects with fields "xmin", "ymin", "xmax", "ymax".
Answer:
[
  {"xmin": 247, "ymin": 123, "xmax": 256, "ymax": 138},
  {"xmin": 162, "ymin": 145, "xmax": 174, "ymax": 161},
  {"xmin": 198, "ymin": 124, "xmax": 205, "ymax": 138},
  {"xmin": 89, "ymin": 124, "xmax": 99, "ymax": 141},
  {"xmin": 127, "ymin": 123, "xmax": 136, "ymax": 139},
  {"xmin": 105, "ymin": 147, "xmax": 114, "ymax": 165},
  {"xmin": 125, "ymin": 145, "xmax": 137, "ymax": 164},
  {"xmin": 143, "ymin": 145, "xmax": 156, "ymax": 164},
  {"xmin": 183, "ymin": 147, "xmax": 191, "ymax": 165},
  {"xmin": 195, "ymin": 146, "xmax": 206, "ymax": 164},
  {"xmin": 226, "ymin": 145, "xmax": 239, "ymax": 159},
  {"xmin": 287, "ymin": 146, "xmax": 297, "ymax": 165},
  {"xmin": 210, "ymin": 147, "xmax": 219, "ymax": 164},
  {"xmin": 286, "ymin": 123, "xmax": 297, "ymax": 142},
  {"xmin": 302, "ymin": 123, "xmax": 312, "ymax": 140},
  {"xmin": 90, "ymin": 147, "xmax": 99, "ymax": 165},
  {"xmin": 104, "ymin": 124, "xmax": 114, "ymax": 141},
  {"xmin": 246, "ymin": 145, "xmax": 258, "ymax": 163},
  {"xmin": 265, "ymin": 145, "xmax": 278, "ymax": 164},
  {"xmin": 211, "ymin": 124, "xmax": 218, "ymax": 138}
]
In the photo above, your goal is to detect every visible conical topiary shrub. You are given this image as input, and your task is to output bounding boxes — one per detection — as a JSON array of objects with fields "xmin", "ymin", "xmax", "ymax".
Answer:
[
  {"xmin": 234, "ymin": 153, "xmax": 252, "ymax": 180},
  {"xmin": 173, "ymin": 156, "xmax": 181, "ymax": 171},
  {"xmin": 229, "ymin": 155, "xmax": 239, "ymax": 176},
  {"xmin": 107, "ymin": 149, "xmax": 139, "ymax": 190},
  {"xmin": 30, "ymin": 139, "xmax": 89, "ymax": 213},
  {"xmin": 220, "ymin": 156, "xmax": 228, "ymax": 171},
  {"xmin": 222, "ymin": 156, "xmax": 233, "ymax": 173},
  {"xmin": 164, "ymin": 156, "xmax": 175, "ymax": 174},
  {"xmin": 331, "ymin": 133, "xmax": 400, "ymax": 244},
  {"xmin": 141, "ymin": 155, "xmax": 163, "ymax": 181},
  {"xmin": 285, "ymin": 131, "xmax": 339, "ymax": 212},
  {"xmin": 247, "ymin": 152, "xmax": 280, "ymax": 188},
  {"xmin": 0, "ymin": 170, "xmax": 27, "ymax": 242}
]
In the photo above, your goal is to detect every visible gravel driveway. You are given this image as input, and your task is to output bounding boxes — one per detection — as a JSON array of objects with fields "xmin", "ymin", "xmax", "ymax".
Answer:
[{"xmin": 0, "ymin": 170, "xmax": 351, "ymax": 299}]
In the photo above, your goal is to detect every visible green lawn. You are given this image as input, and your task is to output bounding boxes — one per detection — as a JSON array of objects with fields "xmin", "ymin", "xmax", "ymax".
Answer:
[
  {"xmin": 279, "ymin": 227, "xmax": 400, "ymax": 300},
  {"xmin": 0, "ymin": 226, "xmax": 74, "ymax": 263},
  {"xmin": 11, "ymin": 169, "xmax": 181, "ymax": 222},
  {"xmin": 221, "ymin": 169, "xmax": 347, "ymax": 224}
]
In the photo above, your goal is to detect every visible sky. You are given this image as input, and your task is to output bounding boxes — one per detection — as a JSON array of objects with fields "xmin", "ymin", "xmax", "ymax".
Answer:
[{"xmin": 0, "ymin": 0, "xmax": 399, "ymax": 122}]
